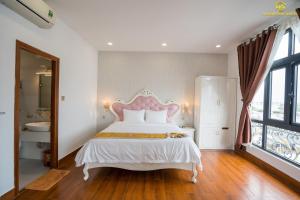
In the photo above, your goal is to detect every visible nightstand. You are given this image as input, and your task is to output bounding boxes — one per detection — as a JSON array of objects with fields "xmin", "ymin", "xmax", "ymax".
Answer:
[{"xmin": 181, "ymin": 127, "xmax": 195, "ymax": 139}]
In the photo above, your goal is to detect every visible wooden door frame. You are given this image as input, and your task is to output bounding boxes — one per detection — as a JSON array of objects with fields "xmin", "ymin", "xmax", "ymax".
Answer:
[{"xmin": 14, "ymin": 40, "xmax": 59, "ymax": 194}]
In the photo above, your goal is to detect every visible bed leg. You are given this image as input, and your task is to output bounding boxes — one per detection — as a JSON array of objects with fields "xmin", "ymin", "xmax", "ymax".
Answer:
[
  {"xmin": 83, "ymin": 164, "xmax": 89, "ymax": 181},
  {"xmin": 191, "ymin": 164, "xmax": 198, "ymax": 184}
]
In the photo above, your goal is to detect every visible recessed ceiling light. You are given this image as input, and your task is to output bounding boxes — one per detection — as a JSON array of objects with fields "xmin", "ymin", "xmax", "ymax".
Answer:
[
  {"xmin": 216, "ymin": 44, "xmax": 221, "ymax": 48},
  {"xmin": 161, "ymin": 43, "xmax": 167, "ymax": 47},
  {"xmin": 107, "ymin": 42, "xmax": 113, "ymax": 46}
]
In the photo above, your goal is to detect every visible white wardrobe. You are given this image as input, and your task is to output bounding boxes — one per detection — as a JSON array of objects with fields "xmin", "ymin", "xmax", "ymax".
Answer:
[{"xmin": 194, "ymin": 76, "xmax": 237, "ymax": 149}]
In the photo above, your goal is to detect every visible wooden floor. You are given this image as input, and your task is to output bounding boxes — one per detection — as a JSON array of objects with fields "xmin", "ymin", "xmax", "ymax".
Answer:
[{"xmin": 16, "ymin": 151, "xmax": 300, "ymax": 200}]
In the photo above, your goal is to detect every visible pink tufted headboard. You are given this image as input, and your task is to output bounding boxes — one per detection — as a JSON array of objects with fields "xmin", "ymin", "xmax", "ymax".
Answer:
[{"xmin": 110, "ymin": 90, "xmax": 180, "ymax": 122}]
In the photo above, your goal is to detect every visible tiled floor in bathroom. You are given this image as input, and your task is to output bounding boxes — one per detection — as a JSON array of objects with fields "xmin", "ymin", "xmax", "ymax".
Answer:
[{"xmin": 19, "ymin": 158, "xmax": 49, "ymax": 189}]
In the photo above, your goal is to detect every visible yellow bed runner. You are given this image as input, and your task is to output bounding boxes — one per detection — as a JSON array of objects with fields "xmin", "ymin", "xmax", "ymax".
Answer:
[
  {"xmin": 95, "ymin": 132, "xmax": 186, "ymax": 139},
  {"xmin": 95, "ymin": 132, "xmax": 168, "ymax": 139}
]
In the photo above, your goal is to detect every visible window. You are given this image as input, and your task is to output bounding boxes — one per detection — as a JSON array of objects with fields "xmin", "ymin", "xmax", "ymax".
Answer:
[
  {"xmin": 251, "ymin": 122, "xmax": 263, "ymax": 147},
  {"xmin": 274, "ymin": 32, "xmax": 289, "ymax": 60},
  {"xmin": 250, "ymin": 29, "xmax": 300, "ymax": 167},
  {"xmin": 266, "ymin": 126, "xmax": 300, "ymax": 165},
  {"xmin": 295, "ymin": 37, "xmax": 300, "ymax": 54},
  {"xmin": 270, "ymin": 68, "xmax": 285, "ymax": 120},
  {"xmin": 294, "ymin": 65, "xmax": 300, "ymax": 123},
  {"xmin": 250, "ymin": 81, "xmax": 264, "ymax": 120}
]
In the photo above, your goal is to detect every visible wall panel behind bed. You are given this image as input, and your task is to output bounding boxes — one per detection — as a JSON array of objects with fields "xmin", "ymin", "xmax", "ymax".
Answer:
[{"xmin": 97, "ymin": 51, "xmax": 227, "ymax": 130}]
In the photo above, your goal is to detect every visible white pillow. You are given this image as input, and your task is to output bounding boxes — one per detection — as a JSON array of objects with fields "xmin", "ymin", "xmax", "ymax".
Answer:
[
  {"xmin": 145, "ymin": 110, "xmax": 168, "ymax": 124},
  {"xmin": 123, "ymin": 109, "xmax": 145, "ymax": 123}
]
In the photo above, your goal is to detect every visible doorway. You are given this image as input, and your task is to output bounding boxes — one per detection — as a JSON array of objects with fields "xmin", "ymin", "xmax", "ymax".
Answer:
[{"xmin": 14, "ymin": 40, "xmax": 59, "ymax": 193}]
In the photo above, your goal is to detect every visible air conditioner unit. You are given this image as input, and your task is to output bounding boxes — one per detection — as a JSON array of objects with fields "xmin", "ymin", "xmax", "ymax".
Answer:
[{"xmin": 1, "ymin": 0, "xmax": 56, "ymax": 29}]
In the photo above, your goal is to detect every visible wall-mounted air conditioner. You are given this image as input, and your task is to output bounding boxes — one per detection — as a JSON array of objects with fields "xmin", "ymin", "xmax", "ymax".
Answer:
[{"xmin": 1, "ymin": 0, "xmax": 56, "ymax": 29}]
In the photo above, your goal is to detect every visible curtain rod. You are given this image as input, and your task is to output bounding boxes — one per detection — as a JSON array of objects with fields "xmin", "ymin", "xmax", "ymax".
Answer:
[
  {"xmin": 241, "ymin": 24, "xmax": 279, "ymax": 44},
  {"xmin": 240, "ymin": 7, "xmax": 299, "ymax": 44}
]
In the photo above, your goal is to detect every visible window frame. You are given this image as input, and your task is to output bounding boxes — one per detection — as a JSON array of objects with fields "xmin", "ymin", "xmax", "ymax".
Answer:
[
  {"xmin": 250, "ymin": 28, "xmax": 300, "ymax": 167},
  {"xmin": 267, "ymin": 66, "xmax": 287, "ymax": 122}
]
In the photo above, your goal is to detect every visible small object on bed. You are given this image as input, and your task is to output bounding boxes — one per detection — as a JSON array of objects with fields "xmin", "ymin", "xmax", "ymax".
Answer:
[{"xmin": 169, "ymin": 132, "xmax": 186, "ymax": 138}]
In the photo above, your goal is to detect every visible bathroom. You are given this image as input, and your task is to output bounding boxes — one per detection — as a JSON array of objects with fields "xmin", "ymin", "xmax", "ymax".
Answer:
[{"xmin": 19, "ymin": 49, "xmax": 52, "ymax": 189}]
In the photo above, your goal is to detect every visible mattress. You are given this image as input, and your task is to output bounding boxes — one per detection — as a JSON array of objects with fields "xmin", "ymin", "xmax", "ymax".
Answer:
[{"xmin": 75, "ymin": 122, "xmax": 201, "ymax": 166}]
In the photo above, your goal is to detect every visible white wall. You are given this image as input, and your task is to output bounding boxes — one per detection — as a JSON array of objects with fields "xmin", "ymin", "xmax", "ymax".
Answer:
[
  {"xmin": 97, "ymin": 51, "xmax": 227, "ymax": 130},
  {"xmin": 0, "ymin": 4, "xmax": 98, "ymax": 195},
  {"xmin": 227, "ymin": 48, "xmax": 300, "ymax": 182},
  {"xmin": 227, "ymin": 47, "xmax": 242, "ymax": 139}
]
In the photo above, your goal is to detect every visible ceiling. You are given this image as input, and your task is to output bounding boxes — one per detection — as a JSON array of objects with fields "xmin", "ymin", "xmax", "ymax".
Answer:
[{"xmin": 46, "ymin": 0, "xmax": 298, "ymax": 53}]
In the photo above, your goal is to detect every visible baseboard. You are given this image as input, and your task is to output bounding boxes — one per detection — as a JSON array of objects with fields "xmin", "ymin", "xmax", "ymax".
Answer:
[
  {"xmin": 235, "ymin": 149, "xmax": 300, "ymax": 194},
  {"xmin": 0, "ymin": 189, "xmax": 15, "ymax": 200},
  {"xmin": 58, "ymin": 146, "xmax": 81, "ymax": 168}
]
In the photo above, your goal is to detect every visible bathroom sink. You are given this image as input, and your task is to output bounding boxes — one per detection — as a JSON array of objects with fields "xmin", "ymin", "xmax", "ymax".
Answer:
[{"xmin": 25, "ymin": 122, "xmax": 50, "ymax": 132}]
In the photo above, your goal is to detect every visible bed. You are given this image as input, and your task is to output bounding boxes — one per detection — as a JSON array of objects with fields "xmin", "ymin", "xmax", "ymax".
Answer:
[{"xmin": 75, "ymin": 89, "xmax": 202, "ymax": 183}]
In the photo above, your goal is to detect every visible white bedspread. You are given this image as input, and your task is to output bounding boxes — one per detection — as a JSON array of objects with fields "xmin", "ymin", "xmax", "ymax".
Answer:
[{"xmin": 75, "ymin": 122, "xmax": 201, "ymax": 166}]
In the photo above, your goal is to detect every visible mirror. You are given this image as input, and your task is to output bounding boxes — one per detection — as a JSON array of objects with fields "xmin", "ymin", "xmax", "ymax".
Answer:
[{"xmin": 39, "ymin": 75, "xmax": 51, "ymax": 109}]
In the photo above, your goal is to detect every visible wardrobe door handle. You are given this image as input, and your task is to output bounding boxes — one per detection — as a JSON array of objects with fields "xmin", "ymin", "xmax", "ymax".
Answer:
[
  {"xmin": 222, "ymin": 127, "xmax": 229, "ymax": 130},
  {"xmin": 0, "ymin": 112, "xmax": 6, "ymax": 115}
]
